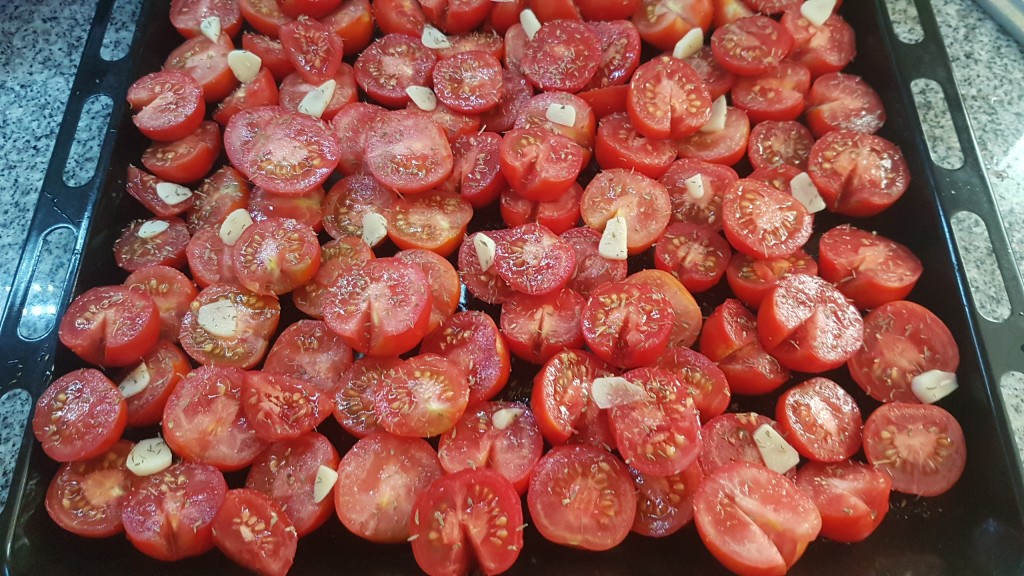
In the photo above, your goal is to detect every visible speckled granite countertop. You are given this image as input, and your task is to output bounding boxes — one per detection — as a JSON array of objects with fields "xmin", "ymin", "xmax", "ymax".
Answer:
[{"xmin": 0, "ymin": 0, "xmax": 1022, "ymax": 517}]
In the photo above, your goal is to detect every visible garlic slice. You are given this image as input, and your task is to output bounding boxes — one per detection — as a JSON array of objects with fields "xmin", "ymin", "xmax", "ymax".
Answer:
[
  {"xmin": 753, "ymin": 424, "xmax": 800, "ymax": 475},
  {"xmin": 421, "ymin": 24, "xmax": 452, "ymax": 49},
  {"xmin": 591, "ymin": 377, "xmax": 647, "ymax": 409},
  {"xmin": 492, "ymin": 407, "xmax": 525, "ymax": 430},
  {"xmin": 119, "ymin": 361, "xmax": 151, "ymax": 399},
  {"xmin": 406, "ymin": 85, "xmax": 438, "ymax": 112},
  {"xmin": 474, "ymin": 233, "xmax": 497, "ymax": 271},
  {"xmin": 197, "ymin": 298, "xmax": 239, "ymax": 339},
  {"xmin": 127, "ymin": 438, "xmax": 173, "ymax": 477},
  {"xmin": 598, "ymin": 216, "xmax": 629, "ymax": 261},
  {"xmin": 200, "ymin": 16, "xmax": 221, "ymax": 43},
  {"xmin": 362, "ymin": 212, "xmax": 388, "ymax": 247},
  {"xmin": 545, "ymin": 103, "xmax": 576, "ymax": 127},
  {"xmin": 699, "ymin": 95, "xmax": 728, "ymax": 133},
  {"xmin": 684, "ymin": 174, "xmax": 706, "ymax": 201},
  {"xmin": 227, "ymin": 50, "xmax": 262, "ymax": 83},
  {"xmin": 298, "ymin": 79, "xmax": 337, "ymax": 119},
  {"xmin": 790, "ymin": 172, "xmax": 827, "ymax": 213},
  {"xmin": 911, "ymin": 370, "xmax": 959, "ymax": 404},
  {"xmin": 672, "ymin": 28, "xmax": 704, "ymax": 60},
  {"xmin": 219, "ymin": 208, "xmax": 253, "ymax": 246},
  {"xmin": 136, "ymin": 220, "xmax": 169, "ymax": 239},
  {"xmin": 156, "ymin": 181, "xmax": 193, "ymax": 205},
  {"xmin": 800, "ymin": 0, "xmax": 837, "ymax": 27},
  {"xmin": 520, "ymin": 9, "xmax": 542, "ymax": 40},
  {"xmin": 313, "ymin": 465, "xmax": 339, "ymax": 503}
]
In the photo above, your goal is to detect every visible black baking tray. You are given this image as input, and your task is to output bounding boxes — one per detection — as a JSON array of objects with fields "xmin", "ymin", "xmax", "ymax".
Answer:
[{"xmin": 3, "ymin": 0, "xmax": 1024, "ymax": 574}]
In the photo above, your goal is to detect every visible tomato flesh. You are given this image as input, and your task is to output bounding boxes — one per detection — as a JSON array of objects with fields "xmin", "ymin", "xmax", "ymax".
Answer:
[{"xmin": 45, "ymin": 440, "xmax": 133, "ymax": 538}]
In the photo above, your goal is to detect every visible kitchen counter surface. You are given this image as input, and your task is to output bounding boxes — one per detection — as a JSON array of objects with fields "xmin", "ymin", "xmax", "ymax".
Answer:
[{"xmin": 1, "ymin": 0, "xmax": 1023, "ymax": 517}]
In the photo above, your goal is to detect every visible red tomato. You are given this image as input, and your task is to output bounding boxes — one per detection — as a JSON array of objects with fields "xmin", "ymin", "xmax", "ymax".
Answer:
[
  {"xmin": 224, "ymin": 106, "xmax": 341, "ymax": 195},
  {"xmin": 674, "ymin": 105, "xmax": 750, "ymax": 166},
  {"xmin": 432, "ymin": 50, "xmax": 504, "ymax": 114},
  {"xmin": 595, "ymin": 112, "xmax": 676, "ymax": 178},
  {"xmin": 624, "ymin": 269, "xmax": 704, "ymax": 348},
  {"xmin": 413, "ymin": 100, "xmax": 482, "ymax": 143},
  {"xmin": 560, "ymin": 226, "xmax": 628, "ymax": 296},
  {"xmin": 122, "ymin": 462, "xmax": 226, "ymax": 561},
  {"xmin": 694, "ymin": 461, "xmax": 821, "ymax": 576},
  {"xmin": 335, "ymin": 432, "xmax": 443, "ymax": 543},
  {"xmin": 242, "ymin": 33, "xmax": 295, "ymax": 80},
  {"xmin": 170, "ymin": 0, "xmax": 243, "ymax": 38},
  {"xmin": 186, "ymin": 165, "xmax": 250, "ymax": 233},
  {"xmin": 807, "ymin": 130, "xmax": 910, "ymax": 216},
  {"xmin": 632, "ymin": 0, "xmax": 713, "ymax": 52},
  {"xmin": 365, "ymin": 109, "xmax": 454, "ymax": 194},
  {"xmin": 280, "ymin": 16, "xmax": 343, "ymax": 84},
  {"xmin": 354, "ymin": 33, "xmax": 438, "ymax": 108},
  {"xmin": 747, "ymin": 119, "xmax": 814, "ymax": 171},
  {"xmin": 387, "ymin": 189, "xmax": 473, "ymax": 256},
  {"xmin": 164, "ymin": 34, "xmax": 237, "ymax": 103},
  {"xmin": 127, "ymin": 70, "xmax": 205, "ymax": 142},
  {"xmin": 113, "ymin": 217, "xmax": 190, "ymax": 272},
  {"xmin": 818, "ymin": 224, "xmax": 923, "ymax": 309},
  {"xmin": 329, "ymin": 102, "xmax": 385, "ymax": 175},
  {"xmin": 239, "ymin": 0, "xmax": 291, "ymax": 37},
  {"xmin": 528, "ymin": 444, "xmax": 635, "ymax": 551},
  {"xmin": 578, "ymin": 85, "xmax": 630, "ymax": 118},
  {"xmin": 277, "ymin": 65, "xmax": 358, "ymax": 121},
  {"xmin": 712, "ymin": 0, "xmax": 755, "ymax": 28},
  {"xmin": 373, "ymin": 0, "xmax": 426, "ymax": 36},
  {"xmin": 805, "ymin": 72, "xmax": 885, "ymax": 137},
  {"xmin": 660, "ymin": 157, "xmax": 738, "ymax": 231},
  {"xmin": 125, "ymin": 165, "xmax": 195, "ymax": 218},
  {"xmin": 631, "ymin": 462, "xmax": 704, "ymax": 538},
  {"xmin": 292, "ymin": 244, "xmax": 372, "ymax": 315},
  {"xmin": 231, "ymin": 217, "xmax": 320, "ymax": 295},
  {"xmin": 782, "ymin": 12, "xmax": 856, "ymax": 77},
  {"xmin": 684, "ymin": 45, "xmax": 735, "ymax": 100},
  {"xmin": 500, "ymin": 288, "xmax": 585, "ymax": 365},
  {"xmin": 179, "ymin": 284, "xmax": 281, "ymax": 368},
  {"xmin": 45, "ymin": 440, "xmax": 133, "ymax": 538},
  {"xmin": 527, "ymin": 0, "xmax": 581, "ymax": 21},
  {"xmin": 500, "ymin": 127, "xmax": 584, "ymax": 202},
  {"xmin": 731, "ymin": 61, "xmax": 811, "ymax": 123},
  {"xmin": 213, "ymin": 489, "xmax": 297, "ymax": 576},
  {"xmin": 142, "ymin": 120, "xmax": 222, "ymax": 184},
  {"xmin": 777, "ymin": 377, "xmax": 861, "ymax": 462},
  {"xmin": 332, "ymin": 356, "xmax": 399, "ymax": 437},
  {"xmin": 585, "ymin": 20, "xmax": 642, "ymax": 89},
  {"xmin": 610, "ymin": 367, "xmax": 702, "ymax": 477},
  {"xmin": 186, "ymin": 227, "xmax": 238, "ymax": 287},
  {"xmin": 582, "ymin": 280, "xmax": 675, "ymax": 369},
  {"xmin": 263, "ymin": 319, "xmax": 353, "ymax": 417},
  {"xmin": 515, "ymin": 91, "xmax": 597, "ymax": 162},
  {"xmin": 458, "ymin": 230, "xmax": 516, "ymax": 305},
  {"xmin": 654, "ymin": 346, "xmax": 731, "ymax": 420},
  {"xmin": 447, "ymin": 131, "xmax": 507, "ymax": 207},
  {"xmin": 700, "ymin": 413, "xmax": 792, "ymax": 477},
  {"xmin": 743, "ymin": 0, "xmax": 800, "ymax": 14},
  {"xmin": 434, "ymin": 30, "xmax": 504, "ymax": 60},
  {"xmin": 242, "ymin": 371, "xmax": 322, "ymax": 441},
  {"xmin": 322, "ymin": 0, "xmax": 375, "ymax": 56},
  {"xmin": 748, "ymin": 163, "xmax": 803, "ymax": 193},
  {"xmin": 213, "ymin": 67, "xmax": 281, "ymax": 126},
  {"xmin": 116, "ymin": 340, "xmax": 191, "ymax": 427},
  {"xmin": 863, "ymin": 402, "xmax": 967, "ymax": 496},
  {"xmin": 757, "ymin": 273, "xmax": 864, "ymax": 373},
  {"xmin": 395, "ymin": 249, "xmax": 462, "ymax": 333},
  {"xmin": 323, "ymin": 257, "xmax": 433, "ymax": 356},
  {"xmin": 420, "ymin": 310, "xmax": 512, "ymax": 407},
  {"xmin": 322, "ymin": 174, "xmax": 396, "ymax": 239},
  {"xmin": 699, "ymin": 299, "xmax": 790, "ymax": 395},
  {"xmin": 654, "ymin": 221, "xmax": 732, "ymax": 293},
  {"xmin": 278, "ymin": 0, "xmax": 342, "ymax": 18},
  {"xmin": 374, "ymin": 354, "xmax": 470, "ymax": 437},
  {"xmin": 500, "ymin": 183, "xmax": 582, "ymax": 235},
  {"xmin": 521, "ymin": 20, "xmax": 602, "ymax": 93},
  {"xmin": 411, "ymin": 468, "xmax": 524, "ymax": 576},
  {"xmin": 437, "ymin": 401, "xmax": 544, "ymax": 493},
  {"xmin": 721, "ymin": 178, "xmax": 813, "ymax": 259},
  {"xmin": 32, "ymin": 369, "xmax": 126, "ymax": 463},
  {"xmin": 530, "ymin": 349, "xmax": 611, "ymax": 445},
  {"xmin": 581, "ymin": 168, "xmax": 672, "ymax": 254},
  {"xmin": 795, "ymin": 460, "xmax": 891, "ymax": 543},
  {"xmin": 163, "ymin": 366, "xmax": 269, "ymax": 470},
  {"xmin": 576, "ymin": 0, "xmax": 641, "ymax": 19},
  {"xmin": 494, "ymin": 223, "xmax": 577, "ymax": 296},
  {"xmin": 480, "ymin": 69, "xmax": 534, "ymax": 133},
  {"xmin": 711, "ymin": 15, "xmax": 793, "ymax": 76},
  {"xmin": 725, "ymin": 249, "xmax": 818, "ymax": 309},
  {"xmin": 485, "ymin": 0, "xmax": 524, "ymax": 33},
  {"xmin": 125, "ymin": 265, "xmax": 197, "ymax": 341},
  {"xmin": 246, "ymin": 432, "xmax": 341, "ymax": 536},
  {"xmin": 628, "ymin": 56, "xmax": 712, "ymax": 140},
  {"xmin": 58, "ymin": 285, "xmax": 160, "ymax": 367},
  {"xmin": 848, "ymin": 300, "xmax": 960, "ymax": 403},
  {"xmin": 248, "ymin": 185, "xmax": 324, "ymax": 231}
]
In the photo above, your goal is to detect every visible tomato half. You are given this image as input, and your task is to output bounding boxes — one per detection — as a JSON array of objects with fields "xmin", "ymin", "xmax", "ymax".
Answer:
[
  {"xmin": 433, "ymin": 50, "xmax": 504, "ymax": 114},
  {"xmin": 117, "ymin": 340, "xmax": 191, "ymax": 427},
  {"xmin": 660, "ymin": 157, "xmax": 739, "ymax": 231},
  {"xmin": 395, "ymin": 249, "xmax": 462, "ymax": 333},
  {"xmin": 699, "ymin": 299, "xmax": 791, "ymax": 396},
  {"xmin": 45, "ymin": 440, "xmax": 133, "ymax": 538},
  {"xmin": 585, "ymin": 19, "xmax": 642, "ymax": 89},
  {"xmin": 365, "ymin": 109, "xmax": 455, "ymax": 194},
  {"xmin": 387, "ymin": 189, "xmax": 473, "ymax": 257},
  {"xmin": 500, "ymin": 127, "xmax": 585, "ymax": 202},
  {"xmin": 420, "ymin": 310, "xmax": 512, "ymax": 407},
  {"xmin": 263, "ymin": 319, "xmax": 354, "ymax": 418},
  {"xmin": 581, "ymin": 280, "xmax": 675, "ymax": 369},
  {"xmin": 595, "ymin": 111, "xmax": 677, "ymax": 178},
  {"xmin": 179, "ymin": 283, "xmax": 281, "ymax": 369},
  {"xmin": 633, "ymin": 0, "xmax": 712, "ymax": 52},
  {"xmin": 710, "ymin": 15, "xmax": 793, "ymax": 76},
  {"xmin": 322, "ymin": 174, "xmax": 396, "ymax": 240},
  {"xmin": 674, "ymin": 105, "xmax": 751, "ymax": 166},
  {"xmin": 631, "ymin": 462, "xmax": 704, "ymax": 538},
  {"xmin": 214, "ymin": 67, "xmax": 281, "ymax": 126},
  {"xmin": 807, "ymin": 130, "xmax": 910, "ymax": 217},
  {"xmin": 354, "ymin": 33, "xmax": 438, "ymax": 108},
  {"xmin": 628, "ymin": 56, "xmax": 712, "ymax": 140},
  {"xmin": 213, "ymin": 489, "xmax": 298, "ymax": 576},
  {"xmin": 493, "ymin": 223, "xmax": 577, "ymax": 296},
  {"xmin": 142, "ymin": 121, "xmax": 222, "ymax": 184},
  {"xmin": 277, "ymin": 65, "xmax": 358, "ymax": 121},
  {"xmin": 242, "ymin": 371, "xmax": 323, "ymax": 442},
  {"xmin": 248, "ymin": 185, "xmax": 324, "ymax": 231},
  {"xmin": 127, "ymin": 70, "xmax": 206, "ymax": 142},
  {"xmin": 777, "ymin": 377, "xmax": 862, "ymax": 462},
  {"xmin": 34, "ymin": 368, "xmax": 125, "ymax": 463},
  {"xmin": 782, "ymin": 11, "xmax": 856, "ymax": 77},
  {"xmin": 521, "ymin": 20, "xmax": 602, "ymax": 93},
  {"xmin": 560, "ymin": 226, "xmax": 629, "ymax": 296},
  {"xmin": 58, "ymin": 285, "xmax": 161, "ymax": 368},
  {"xmin": 280, "ymin": 15, "xmax": 344, "ymax": 84},
  {"xmin": 374, "ymin": 354, "xmax": 470, "ymax": 437},
  {"xmin": 624, "ymin": 268, "xmax": 704, "ymax": 348},
  {"xmin": 581, "ymin": 168, "xmax": 672, "ymax": 254},
  {"xmin": 239, "ymin": 0, "xmax": 291, "ymax": 36},
  {"xmin": 170, "ymin": 0, "xmax": 243, "ymax": 38},
  {"xmin": 655, "ymin": 346, "xmax": 731, "ymax": 420},
  {"xmin": 500, "ymin": 183, "xmax": 582, "ymax": 235},
  {"xmin": 795, "ymin": 460, "xmax": 891, "ymax": 543},
  {"xmin": 804, "ymin": 72, "xmax": 886, "ymax": 137},
  {"xmin": 323, "ymin": 0, "xmax": 375, "ymax": 56},
  {"xmin": 458, "ymin": 230, "xmax": 516, "ymax": 305},
  {"xmin": 725, "ymin": 249, "xmax": 818, "ymax": 309},
  {"xmin": 500, "ymin": 288, "xmax": 585, "ymax": 365},
  {"xmin": 330, "ymin": 102, "xmax": 386, "ymax": 175},
  {"xmin": 125, "ymin": 165, "xmax": 195, "ymax": 218},
  {"xmin": 186, "ymin": 165, "xmax": 250, "ymax": 233},
  {"xmin": 531, "ymin": 349, "xmax": 613, "ymax": 446},
  {"xmin": 447, "ymin": 131, "xmax": 507, "ymax": 208},
  {"xmin": 721, "ymin": 178, "xmax": 813, "ymax": 260},
  {"xmin": 242, "ymin": 32, "xmax": 295, "ymax": 80},
  {"xmin": 818, "ymin": 224, "xmax": 923, "ymax": 309},
  {"xmin": 747, "ymin": 119, "xmax": 815, "ymax": 171},
  {"xmin": 332, "ymin": 356, "xmax": 399, "ymax": 437},
  {"xmin": 654, "ymin": 221, "xmax": 732, "ymax": 294},
  {"xmin": 232, "ymin": 217, "xmax": 321, "ymax": 295},
  {"xmin": 730, "ymin": 61, "xmax": 811, "ymax": 123}
]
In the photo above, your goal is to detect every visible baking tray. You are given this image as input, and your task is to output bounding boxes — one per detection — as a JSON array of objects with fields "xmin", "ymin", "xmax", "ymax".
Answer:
[{"xmin": 3, "ymin": 0, "xmax": 1024, "ymax": 574}]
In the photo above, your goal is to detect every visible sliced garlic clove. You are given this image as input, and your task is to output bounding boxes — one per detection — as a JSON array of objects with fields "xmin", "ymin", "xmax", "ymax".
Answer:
[
  {"xmin": 361, "ymin": 211, "xmax": 388, "ymax": 247},
  {"xmin": 136, "ymin": 220, "xmax": 170, "ymax": 239},
  {"xmin": 406, "ymin": 85, "xmax": 438, "ymax": 112},
  {"xmin": 911, "ymin": 370, "xmax": 959, "ymax": 404},
  {"xmin": 127, "ymin": 438, "xmax": 173, "ymax": 477},
  {"xmin": 753, "ymin": 423, "xmax": 800, "ymax": 475},
  {"xmin": 545, "ymin": 103, "xmax": 577, "ymax": 127},
  {"xmin": 298, "ymin": 79, "xmax": 337, "ymax": 119},
  {"xmin": 684, "ymin": 174, "xmax": 706, "ymax": 201},
  {"xmin": 227, "ymin": 49, "xmax": 262, "ymax": 83},
  {"xmin": 219, "ymin": 208, "xmax": 253, "ymax": 246},
  {"xmin": 313, "ymin": 464, "xmax": 339, "ymax": 503},
  {"xmin": 699, "ymin": 95, "xmax": 728, "ymax": 133},
  {"xmin": 421, "ymin": 24, "xmax": 452, "ymax": 49},
  {"xmin": 197, "ymin": 298, "xmax": 239, "ymax": 339},
  {"xmin": 800, "ymin": 0, "xmax": 837, "ymax": 27},
  {"xmin": 119, "ymin": 361, "xmax": 151, "ymax": 399},
  {"xmin": 474, "ymin": 233, "xmax": 497, "ymax": 271},
  {"xmin": 520, "ymin": 9, "xmax": 542, "ymax": 40},
  {"xmin": 200, "ymin": 16, "xmax": 221, "ymax": 43},
  {"xmin": 491, "ymin": 407, "xmax": 525, "ymax": 430},
  {"xmin": 672, "ymin": 28, "xmax": 704, "ymax": 60},
  {"xmin": 598, "ymin": 216, "xmax": 629, "ymax": 261},
  {"xmin": 790, "ymin": 172, "xmax": 827, "ymax": 213},
  {"xmin": 155, "ymin": 181, "xmax": 193, "ymax": 206},
  {"xmin": 591, "ymin": 376, "xmax": 647, "ymax": 409}
]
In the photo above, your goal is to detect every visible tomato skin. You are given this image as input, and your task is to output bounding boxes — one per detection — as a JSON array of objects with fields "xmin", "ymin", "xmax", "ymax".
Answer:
[
  {"xmin": 577, "ymin": 0, "xmax": 641, "ymax": 20},
  {"xmin": 411, "ymin": 468, "xmax": 524, "ymax": 576},
  {"xmin": 500, "ymin": 288, "xmax": 586, "ymax": 365},
  {"xmin": 631, "ymin": 461, "xmax": 704, "ymax": 538},
  {"xmin": 725, "ymin": 249, "xmax": 818, "ymax": 309},
  {"xmin": 628, "ymin": 56, "xmax": 712, "ymax": 140},
  {"xmin": 127, "ymin": 70, "xmax": 206, "ymax": 142},
  {"xmin": 335, "ymin": 432, "xmax": 443, "ymax": 543},
  {"xmin": 59, "ymin": 285, "xmax": 161, "ymax": 368},
  {"xmin": 818, "ymin": 224, "xmax": 923, "ymax": 309},
  {"xmin": 278, "ymin": 0, "xmax": 343, "ymax": 18},
  {"xmin": 33, "ymin": 369, "xmax": 126, "ymax": 464},
  {"xmin": 777, "ymin": 377, "xmax": 862, "ymax": 462},
  {"xmin": 420, "ymin": 310, "xmax": 512, "ymax": 407},
  {"xmin": 722, "ymin": 179, "xmax": 813, "ymax": 260},
  {"xmin": 113, "ymin": 217, "xmax": 191, "ymax": 272},
  {"xmin": 374, "ymin": 354, "xmax": 470, "ymax": 437},
  {"xmin": 807, "ymin": 130, "xmax": 910, "ymax": 217},
  {"xmin": 121, "ymin": 461, "xmax": 227, "ymax": 562},
  {"xmin": 795, "ymin": 460, "xmax": 892, "ymax": 543},
  {"xmin": 179, "ymin": 284, "xmax": 281, "ymax": 369},
  {"xmin": 578, "ymin": 85, "xmax": 629, "ymax": 119},
  {"xmin": 142, "ymin": 120, "xmax": 222, "ymax": 184},
  {"xmin": 163, "ymin": 366, "xmax": 270, "ymax": 471},
  {"xmin": 863, "ymin": 402, "xmax": 967, "ymax": 497},
  {"xmin": 582, "ymin": 280, "xmax": 675, "ymax": 369},
  {"xmin": 528, "ymin": 444, "xmax": 636, "ymax": 551},
  {"xmin": 447, "ymin": 131, "xmax": 507, "ymax": 208},
  {"xmin": 246, "ymin": 432, "xmax": 341, "ymax": 537},
  {"xmin": 848, "ymin": 300, "xmax": 960, "ymax": 403},
  {"xmin": 437, "ymin": 401, "xmax": 544, "ymax": 494},
  {"xmin": 213, "ymin": 488, "xmax": 298, "ymax": 576},
  {"xmin": 45, "ymin": 440, "xmax": 134, "ymax": 538},
  {"xmin": 694, "ymin": 461, "xmax": 821, "ymax": 576}
]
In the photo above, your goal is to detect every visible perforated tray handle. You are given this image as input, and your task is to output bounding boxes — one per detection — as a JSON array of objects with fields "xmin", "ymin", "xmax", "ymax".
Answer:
[{"xmin": 0, "ymin": 0, "xmax": 154, "ymax": 399}]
